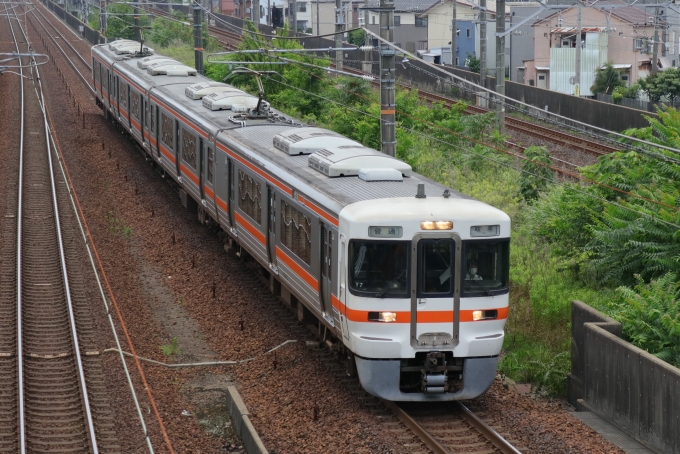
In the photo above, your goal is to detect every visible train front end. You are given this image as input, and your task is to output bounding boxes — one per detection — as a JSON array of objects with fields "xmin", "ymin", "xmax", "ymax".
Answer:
[{"xmin": 338, "ymin": 194, "xmax": 510, "ymax": 401}]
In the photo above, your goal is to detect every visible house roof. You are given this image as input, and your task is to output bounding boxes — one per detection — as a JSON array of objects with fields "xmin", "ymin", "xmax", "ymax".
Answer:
[
  {"xmin": 366, "ymin": 0, "xmax": 440, "ymax": 13},
  {"xmin": 416, "ymin": 0, "xmax": 499, "ymax": 17},
  {"xmin": 534, "ymin": 0, "xmax": 655, "ymax": 27}
]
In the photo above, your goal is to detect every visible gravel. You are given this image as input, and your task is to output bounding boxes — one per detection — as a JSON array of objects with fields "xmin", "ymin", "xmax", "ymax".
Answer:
[{"xmin": 14, "ymin": 5, "xmax": 633, "ymax": 453}]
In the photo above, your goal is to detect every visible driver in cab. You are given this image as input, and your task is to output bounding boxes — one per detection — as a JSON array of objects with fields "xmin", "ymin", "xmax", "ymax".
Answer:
[{"xmin": 465, "ymin": 259, "xmax": 482, "ymax": 281}]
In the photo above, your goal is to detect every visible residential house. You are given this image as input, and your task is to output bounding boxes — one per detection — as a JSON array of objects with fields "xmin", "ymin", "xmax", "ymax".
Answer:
[
  {"xmin": 508, "ymin": 2, "xmax": 554, "ymax": 82},
  {"xmin": 525, "ymin": 1, "xmax": 664, "ymax": 96},
  {"xmin": 366, "ymin": 0, "xmax": 435, "ymax": 54}
]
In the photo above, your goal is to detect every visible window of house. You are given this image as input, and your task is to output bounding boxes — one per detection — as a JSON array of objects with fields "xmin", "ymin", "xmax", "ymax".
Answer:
[
  {"xmin": 238, "ymin": 170, "xmax": 262, "ymax": 224},
  {"xmin": 372, "ymin": 15, "xmax": 375, "ymax": 24},
  {"xmin": 634, "ymin": 38, "xmax": 644, "ymax": 49},
  {"xmin": 282, "ymin": 201, "xmax": 312, "ymax": 265},
  {"xmin": 182, "ymin": 129, "xmax": 197, "ymax": 169},
  {"xmin": 415, "ymin": 17, "xmax": 427, "ymax": 27},
  {"xmin": 456, "ymin": 28, "xmax": 460, "ymax": 36},
  {"xmin": 296, "ymin": 2, "xmax": 305, "ymax": 12},
  {"xmin": 466, "ymin": 28, "xmax": 471, "ymax": 38},
  {"xmin": 394, "ymin": 15, "xmax": 400, "ymax": 25}
]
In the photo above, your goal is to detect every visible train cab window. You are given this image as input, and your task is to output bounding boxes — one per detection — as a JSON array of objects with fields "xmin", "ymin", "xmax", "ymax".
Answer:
[
  {"xmin": 349, "ymin": 241, "xmax": 409, "ymax": 298},
  {"xmin": 207, "ymin": 147, "xmax": 215, "ymax": 183},
  {"xmin": 461, "ymin": 240, "xmax": 509, "ymax": 297},
  {"xmin": 418, "ymin": 239, "xmax": 454, "ymax": 297}
]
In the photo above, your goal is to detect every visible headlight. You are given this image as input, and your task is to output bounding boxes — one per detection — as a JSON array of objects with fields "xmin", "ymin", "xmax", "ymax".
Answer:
[
  {"xmin": 368, "ymin": 311, "xmax": 397, "ymax": 322},
  {"xmin": 421, "ymin": 221, "xmax": 453, "ymax": 230},
  {"xmin": 472, "ymin": 310, "xmax": 498, "ymax": 321}
]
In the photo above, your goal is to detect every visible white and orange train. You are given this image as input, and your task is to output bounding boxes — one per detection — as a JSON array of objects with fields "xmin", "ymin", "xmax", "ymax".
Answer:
[{"xmin": 91, "ymin": 39, "xmax": 511, "ymax": 401}]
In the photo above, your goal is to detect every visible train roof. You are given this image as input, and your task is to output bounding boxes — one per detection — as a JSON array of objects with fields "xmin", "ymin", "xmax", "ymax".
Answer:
[{"xmin": 93, "ymin": 42, "xmax": 483, "ymax": 211}]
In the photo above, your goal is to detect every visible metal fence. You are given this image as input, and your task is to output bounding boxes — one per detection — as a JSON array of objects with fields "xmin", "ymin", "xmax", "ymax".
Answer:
[
  {"xmin": 42, "ymin": 0, "xmax": 105, "ymax": 45},
  {"xmin": 569, "ymin": 300, "xmax": 680, "ymax": 454}
]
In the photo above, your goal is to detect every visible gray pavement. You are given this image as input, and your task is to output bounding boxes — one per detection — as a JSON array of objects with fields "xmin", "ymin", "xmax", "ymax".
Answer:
[{"xmin": 569, "ymin": 410, "xmax": 656, "ymax": 454}]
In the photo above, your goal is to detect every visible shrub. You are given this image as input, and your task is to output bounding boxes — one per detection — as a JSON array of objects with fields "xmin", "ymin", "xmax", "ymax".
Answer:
[
  {"xmin": 519, "ymin": 146, "xmax": 553, "ymax": 204},
  {"xmin": 609, "ymin": 273, "xmax": 680, "ymax": 367}
]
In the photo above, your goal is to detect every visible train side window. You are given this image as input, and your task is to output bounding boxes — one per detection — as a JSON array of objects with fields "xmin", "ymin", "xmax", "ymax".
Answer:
[
  {"xmin": 119, "ymin": 81, "xmax": 128, "ymax": 109},
  {"xmin": 281, "ymin": 201, "xmax": 312, "ymax": 265},
  {"xmin": 131, "ymin": 91, "xmax": 140, "ymax": 119},
  {"xmin": 238, "ymin": 169, "xmax": 262, "ymax": 225},
  {"xmin": 161, "ymin": 113, "xmax": 173, "ymax": 149},
  {"xmin": 182, "ymin": 129, "xmax": 197, "ymax": 168},
  {"xmin": 207, "ymin": 147, "xmax": 214, "ymax": 183}
]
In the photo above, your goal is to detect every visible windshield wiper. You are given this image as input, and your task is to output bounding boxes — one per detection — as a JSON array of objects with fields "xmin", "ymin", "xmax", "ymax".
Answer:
[
  {"xmin": 473, "ymin": 279, "xmax": 493, "ymax": 297},
  {"xmin": 378, "ymin": 270, "xmax": 406, "ymax": 298}
]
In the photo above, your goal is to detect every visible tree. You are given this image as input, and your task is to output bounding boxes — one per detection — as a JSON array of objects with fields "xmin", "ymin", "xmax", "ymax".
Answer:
[
  {"xmin": 637, "ymin": 69, "xmax": 680, "ymax": 104},
  {"xmin": 519, "ymin": 146, "xmax": 554, "ymax": 204},
  {"xmin": 347, "ymin": 29, "xmax": 365, "ymax": 47},
  {"xmin": 104, "ymin": 2, "xmax": 150, "ymax": 40},
  {"xmin": 590, "ymin": 62, "xmax": 625, "ymax": 95},
  {"xmin": 465, "ymin": 53, "xmax": 480, "ymax": 73}
]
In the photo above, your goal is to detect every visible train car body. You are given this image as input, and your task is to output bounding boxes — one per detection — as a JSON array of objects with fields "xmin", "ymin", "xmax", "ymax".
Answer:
[{"xmin": 91, "ymin": 40, "xmax": 511, "ymax": 401}]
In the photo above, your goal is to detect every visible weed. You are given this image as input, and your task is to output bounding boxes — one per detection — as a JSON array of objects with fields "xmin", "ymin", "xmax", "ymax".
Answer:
[
  {"xmin": 161, "ymin": 337, "xmax": 180, "ymax": 357},
  {"xmin": 106, "ymin": 211, "xmax": 132, "ymax": 238}
]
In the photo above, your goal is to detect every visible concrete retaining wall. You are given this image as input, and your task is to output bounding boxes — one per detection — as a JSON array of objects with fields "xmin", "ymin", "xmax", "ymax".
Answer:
[
  {"xmin": 570, "ymin": 300, "xmax": 680, "ymax": 454},
  {"xmin": 42, "ymin": 0, "xmax": 105, "ymax": 45}
]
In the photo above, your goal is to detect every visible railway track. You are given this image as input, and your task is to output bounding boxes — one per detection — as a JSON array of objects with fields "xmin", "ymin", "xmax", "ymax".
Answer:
[
  {"xmin": 147, "ymin": 6, "xmax": 241, "ymax": 50},
  {"xmin": 0, "ymin": 2, "xmax": 121, "ymax": 451}
]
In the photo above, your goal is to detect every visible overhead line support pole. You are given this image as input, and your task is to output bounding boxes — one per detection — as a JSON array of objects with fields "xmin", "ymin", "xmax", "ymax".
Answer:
[
  {"xmin": 335, "ymin": 0, "xmax": 343, "ymax": 70},
  {"xmin": 479, "ymin": 0, "xmax": 486, "ymax": 87},
  {"xmin": 451, "ymin": 0, "xmax": 456, "ymax": 67},
  {"xmin": 193, "ymin": 4, "xmax": 204, "ymax": 74},
  {"xmin": 379, "ymin": 0, "xmax": 395, "ymax": 157},
  {"xmin": 495, "ymin": 0, "xmax": 505, "ymax": 132},
  {"xmin": 363, "ymin": 0, "xmax": 371, "ymax": 73},
  {"xmin": 575, "ymin": 0, "xmax": 581, "ymax": 94},
  {"xmin": 652, "ymin": 6, "xmax": 659, "ymax": 74}
]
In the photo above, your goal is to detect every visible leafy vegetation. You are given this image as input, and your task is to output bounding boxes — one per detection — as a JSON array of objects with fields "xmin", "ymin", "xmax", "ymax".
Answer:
[
  {"xmin": 102, "ymin": 2, "xmax": 151, "ymax": 41},
  {"xmin": 518, "ymin": 146, "xmax": 553, "ymax": 204},
  {"xmin": 590, "ymin": 62, "xmax": 625, "ymax": 95},
  {"xmin": 608, "ymin": 273, "xmax": 680, "ymax": 367},
  {"xmin": 465, "ymin": 52, "xmax": 480, "ymax": 73},
  {"xmin": 161, "ymin": 337, "xmax": 181, "ymax": 357},
  {"xmin": 197, "ymin": 30, "xmax": 680, "ymax": 395},
  {"xmin": 638, "ymin": 68, "xmax": 680, "ymax": 104}
]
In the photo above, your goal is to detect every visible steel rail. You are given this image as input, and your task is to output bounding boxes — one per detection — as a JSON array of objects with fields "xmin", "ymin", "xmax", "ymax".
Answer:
[
  {"xmin": 29, "ymin": 6, "xmax": 94, "ymax": 93},
  {"xmin": 31, "ymin": 2, "xmax": 91, "ymax": 70},
  {"xmin": 9, "ymin": 3, "xmax": 100, "ymax": 451},
  {"xmin": 381, "ymin": 400, "xmax": 449, "ymax": 454},
  {"xmin": 455, "ymin": 401, "xmax": 523, "ymax": 454},
  {"xmin": 5, "ymin": 2, "xmax": 27, "ymax": 451}
]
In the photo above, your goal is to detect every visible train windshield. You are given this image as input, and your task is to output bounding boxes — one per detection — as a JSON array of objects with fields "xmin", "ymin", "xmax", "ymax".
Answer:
[
  {"xmin": 349, "ymin": 240, "xmax": 410, "ymax": 298},
  {"xmin": 461, "ymin": 239, "xmax": 510, "ymax": 297}
]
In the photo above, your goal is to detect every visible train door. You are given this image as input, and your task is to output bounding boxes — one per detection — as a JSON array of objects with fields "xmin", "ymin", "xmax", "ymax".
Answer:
[
  {"xmin": 410, "ymin": 234, "xmax": 461, "ymax": 349},
  {"xmin": 227, "ymin": 157, "xmax": 234, "ymax": 228},
  {"xmin": 153, "ymin": 105, "xmax": 160, "ymax": 158},
  {"xmin": 198, "ymin": 138, "xmax": 205, "ymax": 200},
  {"xmin": 142, "ymin": 97, "xmax": 147, "ymax": 145},
  {"xmin": 266, "ymin": 185, "xmax": 276, "ymax": 266},
  {"xmin": 319, "ymin": 224, "xmax": 333, "ymax": 325},
  {"xmin": 174, "ymin": 119, "xmax": 181, "ymax": 176}
]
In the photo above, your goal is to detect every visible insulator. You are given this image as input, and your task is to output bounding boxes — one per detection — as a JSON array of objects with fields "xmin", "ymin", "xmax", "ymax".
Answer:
[
  {"xmin": 359, "ymin": 46, "xmax": 374, "ymax": 52},
  {"xmin": 361, "ymin": 75, "xmax": 373, "ymax": 81}
]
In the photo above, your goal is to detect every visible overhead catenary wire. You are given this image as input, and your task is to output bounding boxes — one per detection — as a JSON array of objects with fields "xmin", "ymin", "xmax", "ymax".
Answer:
[{"xmin": 250, "ymin": 61, "xmax": 680, "ymax": 229}]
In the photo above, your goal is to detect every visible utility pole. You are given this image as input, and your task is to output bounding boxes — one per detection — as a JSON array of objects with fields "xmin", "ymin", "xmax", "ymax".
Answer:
[
  {"xmin": 316, "ymin": 0, "xmax": 319, "ymax": 34},
  {"xmin": 451, "ymin": 0, "xmax": 456, "ymax": 66},
  {"xmin": 479, "ymin": 0, "xmax": 486, "ymax": 87},
  {"xmin": 335, "ymin": 0, "xmax": 343, "ymax": 70},
  {"xmin": 292, "ymin": 0, "xmax": 297, "ymax": 34},
  {"xmin": 495, "ymin": 0, "xmax": 504, "ymax": 131},
  {"xmin": 652, "ymin": 6, "xmax": 660, "ymax": 74},
  {"xmin": 253, "ymin": 0, "xmax": 259, "ymax": 23},
  {"xmin": 575, "ymin": 0, "xmax": 581, "ymax": 94},
  {"xmin": 194, "ymin": 4, "xmax": 204, "ymax": 74},
  {"xmin": 379, "ymin": 0, "xmax": 395, "ymax": 156},
  {"xmin": 363, "ymin": 0, "xmax": 371, "ymax": 73},
  {"xmin": 268, "ymin": 0, "xmax": 271, "ymax": 25}
]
